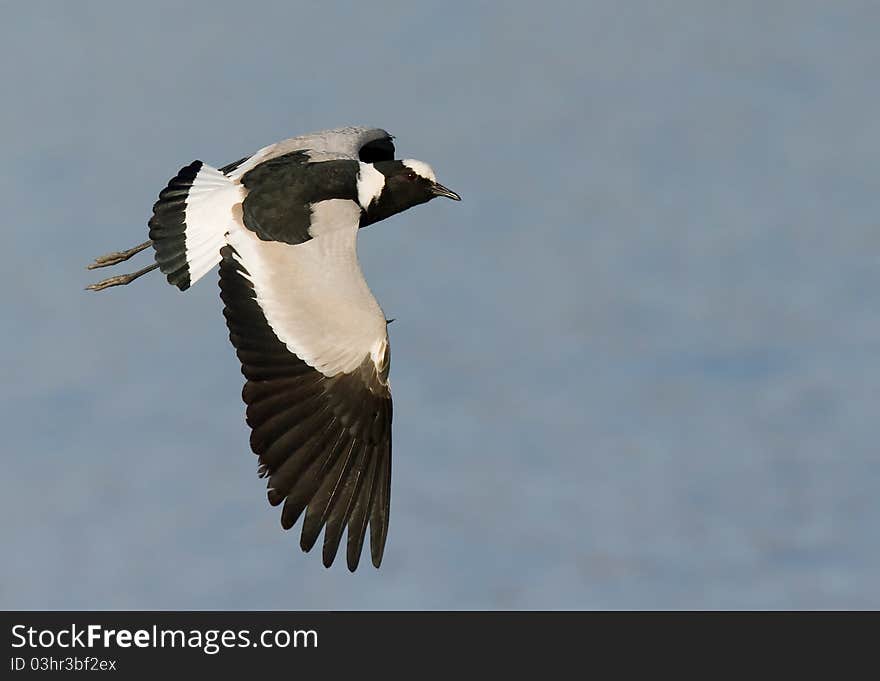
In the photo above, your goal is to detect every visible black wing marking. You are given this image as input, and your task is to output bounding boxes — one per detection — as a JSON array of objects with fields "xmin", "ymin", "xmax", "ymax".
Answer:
[
  {"xmin": 358, "ymin": 135, "xmax": 395, "ymax": 163},
  {"xmin": 147, "ymin": 161, "xmax": 202, "ymax": 290},
  {"xmin": 219, "ymin": 156, "xmax": 249, "ymax": 175},
  {"xmin": 219, "ymin": 245, "xmax": 392, "ymax": 570},
  {"xmin": 239, "ymin": 151, "xmax": 360, "ymax": 245}
]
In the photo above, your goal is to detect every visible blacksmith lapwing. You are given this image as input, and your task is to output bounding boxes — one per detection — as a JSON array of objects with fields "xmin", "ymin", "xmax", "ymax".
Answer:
[{"xmin": 87, "ymin": 127, "xmax": 460, "ymax": 571}]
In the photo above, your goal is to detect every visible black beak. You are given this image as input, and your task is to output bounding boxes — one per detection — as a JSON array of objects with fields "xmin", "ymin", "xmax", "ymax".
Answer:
[{"xmin": 430, "ymin": 182, "xmax": 462, "ymax": 201}]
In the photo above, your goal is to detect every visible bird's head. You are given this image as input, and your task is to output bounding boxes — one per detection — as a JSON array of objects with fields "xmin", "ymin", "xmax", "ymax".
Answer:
[{"xmin": 359, "ymin": 159, "xmax": 460, "ymax": 227}]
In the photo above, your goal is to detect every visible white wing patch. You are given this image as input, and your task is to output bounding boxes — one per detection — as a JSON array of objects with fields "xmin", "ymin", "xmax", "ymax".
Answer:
[
  {"xmin": 227, "ymin": 199, "xmax": 388, "ymax": 377},
  {"xmin": 183, "ymin": 164, "xmax": 244, "ymax": 285}
]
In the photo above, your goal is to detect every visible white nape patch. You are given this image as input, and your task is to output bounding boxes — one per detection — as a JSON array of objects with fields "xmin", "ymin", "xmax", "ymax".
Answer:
[
  {"xmin": 184, "ymin": 164, "xmax": 243, "ymax": 285},
  {"xmin": 227, "ymin": 211, "xmax": 388, "ymax": 377},
  {"xmin": 402, "ymin": 159, "xmax": 436, "ymax": 182},
  {"xmin": 357, "ymin": 162, "xmax": 386, "ymax": 209}
]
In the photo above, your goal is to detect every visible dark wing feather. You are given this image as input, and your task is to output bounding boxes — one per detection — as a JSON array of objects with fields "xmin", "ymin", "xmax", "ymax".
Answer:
[
  {"xmin": 239, "ymin": 153, "xmax": 360, "ymax": 245},
  {"xmin": 219, "ymin": 245, "xmax": 393, "ymax": 571},
  {"xmin": 147, "ymin": 161, "xmax": 202, "ymax": 290}
]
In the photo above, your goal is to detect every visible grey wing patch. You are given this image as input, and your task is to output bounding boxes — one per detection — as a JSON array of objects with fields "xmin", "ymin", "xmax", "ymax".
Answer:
[
  {"xmin": 268, "ymin": 127, "xmax": 393, "ymax": 163},
  {"xmin": 240, "ymin": 151, "xmax": 360, "ymax": 245},
  {"xmin": 226, "ymin": 127, "xmax": 394, "ymax": 180}
]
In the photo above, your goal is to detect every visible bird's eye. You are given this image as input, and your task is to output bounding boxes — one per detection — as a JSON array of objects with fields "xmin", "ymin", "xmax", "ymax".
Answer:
[{"xmin": 406, "ymin": 171, "xmax": 418, "ymax": 180}]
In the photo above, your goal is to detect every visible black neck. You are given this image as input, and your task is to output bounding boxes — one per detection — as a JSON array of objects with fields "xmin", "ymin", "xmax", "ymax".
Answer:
[{"xmin": 360, "ymin": 161, "xmax": 434, "ymax": 227}]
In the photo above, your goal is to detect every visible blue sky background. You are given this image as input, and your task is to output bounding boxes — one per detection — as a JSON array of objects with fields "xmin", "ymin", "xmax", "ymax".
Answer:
[{"xmin": 2, "ymin": 1, "xmax": 878, "ymax": 609}]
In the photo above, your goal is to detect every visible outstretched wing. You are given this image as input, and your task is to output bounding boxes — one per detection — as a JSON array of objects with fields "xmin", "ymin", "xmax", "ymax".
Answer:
[
  {"xmin": 225, "ymin": 126, "xmax": 395, "ymax": 180},
  {"xmin": 220, "ymin": 201, "xmax": 393, "ymax": 571}
]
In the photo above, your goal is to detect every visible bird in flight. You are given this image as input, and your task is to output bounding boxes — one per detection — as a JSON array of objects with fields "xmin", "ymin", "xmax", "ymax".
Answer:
[{"xmin": 87, "ymin": 127, "xmax": 461, "ymax": 571}]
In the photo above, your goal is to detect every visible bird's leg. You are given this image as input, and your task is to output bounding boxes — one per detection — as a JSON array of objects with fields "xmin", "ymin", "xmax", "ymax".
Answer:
[
  {"xmin": 87, "ymin": 240, "xmax": 153, "ymax": 269},
  {"xmin": 85, "ymin": 239, "xmax": 158, "ymax": 291},
  {"xmin": 86, "ymin": 263, "xmax": 159, "ymax": 292}
]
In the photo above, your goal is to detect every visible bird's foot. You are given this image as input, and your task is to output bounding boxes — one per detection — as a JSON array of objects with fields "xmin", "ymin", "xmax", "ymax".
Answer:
[
  {"xmin": 87, "ymin": 240, "xmax": 153, "ymax": 269},
  {"xmin": 86, "ymin": 263, "xmax": 159, "ymax": 291}
]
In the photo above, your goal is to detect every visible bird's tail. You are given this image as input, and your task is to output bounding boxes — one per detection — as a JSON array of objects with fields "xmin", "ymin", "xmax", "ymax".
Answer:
[{"xmin": 148, "ymin": 161, "xmax": 244, "ymax": 291}]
